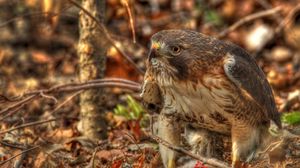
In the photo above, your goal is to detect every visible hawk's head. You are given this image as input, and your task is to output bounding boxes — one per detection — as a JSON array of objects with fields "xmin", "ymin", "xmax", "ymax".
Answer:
[{"xmin": 147, "ymin": 29, "xmax": 222, "ymax": 81}]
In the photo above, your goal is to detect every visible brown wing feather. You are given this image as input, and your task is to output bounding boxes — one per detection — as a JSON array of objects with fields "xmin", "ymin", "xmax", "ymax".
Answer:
[{"xmin": 223, "ymin": 44, "xmax": 281, "ymax": 128}]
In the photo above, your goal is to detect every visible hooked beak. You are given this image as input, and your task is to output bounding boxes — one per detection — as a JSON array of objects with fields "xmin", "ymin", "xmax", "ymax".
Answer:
[
  {"xmin": 148, "ymin": 48, "xmax": 157, "ymax": 61},
  {"xmin": 148, "ymin": 41, "xmax": 161, "ymax": 61}
]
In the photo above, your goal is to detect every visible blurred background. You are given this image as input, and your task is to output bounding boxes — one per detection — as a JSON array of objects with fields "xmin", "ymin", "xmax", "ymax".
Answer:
[{"xmin": 1, "ymin": 0, "xmax": 300, "ymax": 167}]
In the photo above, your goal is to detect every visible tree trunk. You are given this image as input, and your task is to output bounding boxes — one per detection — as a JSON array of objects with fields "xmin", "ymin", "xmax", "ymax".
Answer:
[{"xmin": 77, "ymin": 0, "xmax": 108, "ymax": 139}]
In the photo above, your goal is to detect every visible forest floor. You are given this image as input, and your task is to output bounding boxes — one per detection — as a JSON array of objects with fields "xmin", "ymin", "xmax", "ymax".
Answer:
[{"xmin": 1, "ymin": 0, "xmax": 300, "ymax": 167}]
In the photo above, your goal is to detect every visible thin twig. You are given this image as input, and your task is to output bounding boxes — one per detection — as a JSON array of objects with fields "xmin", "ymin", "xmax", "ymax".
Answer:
[
  {"xmin": 0, "ymin": 145, "xmax": 39, "ymax": 166},
  {"xmin": 121, "ymin": 0, "xmax": 136, "ymax": 43},
  {"xmin": 123, "ymin": 131, "xmax": 142, "ymax": 153},
  {"xmin": 255, "ymin": 0, "xmax": 282, "ymax": 24},
  {"xmin": 254, "ymin": 4, "xmax": 300, "ymax": 58},
  {"xmin": 147, "ymin": 133, "xmax": 230, "ymax": 168},
  {"xmin": 52, "ymin": 90, "xmax": 82, "ymax": 112},
  {"xmin": 0, "ymin": 141, "xmax": 26, "ymax": 150},
  {"xmin": 275, "ymin": 4, "xmax": 300, "ymax": 34},
  {"xmin": 0, "ymin": 118, "xmax": 60, "ymax": 135},
  {"xmin": 90, "ymin": 147, "xmax": 98, "ymax": 168},
  {"xmin": 13, "ymin": 143, "xmax": 28, "ymax": 168},
  {"xmin": 67, "ymin": 0, "xmax": 144, "ymax": 75},
  {"xmin": 0, "ymin": 95, "xmax": 37, "ymax": 116},
  {"xmin": 40, "ymin": 92, "xmax": 58, "ymax": 104},
  {"xmin": 217, "ymin": 7, "xmax": 282, "ymax": 38},
  {"xmin": 0, "ymin": 104, "xmax": 24, "ymax": 122},
  {"xmin": 0, "ymin": 95, "xmax": 15, "ymax": 104}
]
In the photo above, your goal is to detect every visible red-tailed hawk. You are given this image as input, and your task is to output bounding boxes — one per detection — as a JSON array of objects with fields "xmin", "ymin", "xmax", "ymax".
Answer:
[{"xmin": 141, "ymin": 29, "xmax": 281, "ymax": 168}]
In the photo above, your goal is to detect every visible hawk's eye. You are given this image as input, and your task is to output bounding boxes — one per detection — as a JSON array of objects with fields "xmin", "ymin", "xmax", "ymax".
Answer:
[{"xmin": 170, "ymin": 46, "xmax": 181, "ymax": 55}]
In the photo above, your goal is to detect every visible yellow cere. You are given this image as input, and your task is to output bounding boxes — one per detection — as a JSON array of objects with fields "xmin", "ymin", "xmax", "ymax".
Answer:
[{"xmin": 152, "ymin": 41, "xmax": 161, "ymax": 49}]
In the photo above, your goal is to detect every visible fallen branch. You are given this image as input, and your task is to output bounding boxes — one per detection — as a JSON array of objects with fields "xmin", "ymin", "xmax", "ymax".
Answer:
[
  {"xmin": 0, "ymin": 145, "xmax": 39, "ymax": 166},
  {"xmin": 0, "ymin": 78, "xmax": 141, "ymax": 116},
  {"xmin": 217, "ymin": 6, "xmax": 282, "ymax": 38},
  {"xmin": 147, "ymin": 133, "xmax": 230, "ymax": 168}
]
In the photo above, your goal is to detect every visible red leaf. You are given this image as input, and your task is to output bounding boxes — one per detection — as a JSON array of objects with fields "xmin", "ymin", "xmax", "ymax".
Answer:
[
  {"xmin": 194, "ymin": 161, "xmax": 208, "ymax": 168},
  {"xmin": 111, "ymin": 159, "xmax": 123, "ymax": 168},
  {"xmin": 128, "ymin": 120, "xmax": 142, "ymax": 140}
]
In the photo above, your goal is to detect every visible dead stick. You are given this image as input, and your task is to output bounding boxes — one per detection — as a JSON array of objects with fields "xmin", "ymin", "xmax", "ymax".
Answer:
[
  {"xmin": 0, "ymin": 141, "xmax": 26, "ymax": 150},
  {"xmin": 0, "ymin": 95, "xmax": 37, "ymax": 115},
  {"xmin": 0, "ymin": 118, "xmax": 60, "ymax": 135},
  {"xmin": 217, "ymin": 7, "xmax": 282, "ymax": 38},
  {"xmin": 52, "ymin": 90, "xmax": 82, "ymax": 112},
  {"xmin": 0, "ymin": 104, "xmax": 24, "ymax": 121},
  {"xmin": 0, "ymin": 145, "xmax": 39, "ymax": 165}
]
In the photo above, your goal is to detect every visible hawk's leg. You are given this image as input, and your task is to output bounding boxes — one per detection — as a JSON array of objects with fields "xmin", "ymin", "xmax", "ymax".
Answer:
[
  {"xmin": 231, "ymin": 124, "xmax": 261, "ymax": 168},
  {"xmin": 185, "ymin": 125, "xmax": 224, "ymax": 159},
  {"xmin": 156, "ymin": 113, "xmax": 181, "ymax": 168}
]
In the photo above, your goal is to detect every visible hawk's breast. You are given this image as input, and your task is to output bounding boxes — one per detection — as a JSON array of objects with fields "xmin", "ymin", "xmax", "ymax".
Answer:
[{"xmin": 160, "ymin": 74, "xmax": 235, "ymax": 134}]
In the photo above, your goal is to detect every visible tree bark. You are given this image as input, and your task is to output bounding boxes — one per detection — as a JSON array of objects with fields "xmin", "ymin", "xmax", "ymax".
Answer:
[{"xmin": 77, "ymin": 0, "xmax": 108, "ymax": 139}]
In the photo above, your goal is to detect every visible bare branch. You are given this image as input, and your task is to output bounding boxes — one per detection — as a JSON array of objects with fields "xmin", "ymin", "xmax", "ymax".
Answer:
[
  {"xmin": 0, "ymin": 78, "xmax": 141, "ymax": 117},
  {"xmin": 217, "ymin": 7, "xmax": 282, "ymax": 39},
  {"xmin": 275, "ymin": 4, "xmax": 300, "ymax": 34},
  {"xmin": 255, "ymin": 0, "xmax": 282, "ymax": 24}
]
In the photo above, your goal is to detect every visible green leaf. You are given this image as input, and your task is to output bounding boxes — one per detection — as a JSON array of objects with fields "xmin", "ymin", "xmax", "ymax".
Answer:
[
  {"xmin": 281, "ymin": 111, "xmax": 300, "ymax": 125},
  {"xmin": 127, "ymin": 95, "xmax": 143, "ymax": 119},
  {"xmin": 113, "ymin": 95, "xmax": 145, "ymax": 120},
  {"xmin": 204, "ymin": 10, "xmax": 223, "ymax": 26}
]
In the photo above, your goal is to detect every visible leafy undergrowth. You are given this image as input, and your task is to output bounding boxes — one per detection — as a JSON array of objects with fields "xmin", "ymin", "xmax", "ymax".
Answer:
[{"xmin": 282, "ymin": 112, "xmax": 300, "ymax": 125}]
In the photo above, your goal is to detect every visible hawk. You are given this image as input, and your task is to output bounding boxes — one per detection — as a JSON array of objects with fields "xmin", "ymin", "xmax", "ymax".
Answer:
[{"xmin": 141, "ymin": 30, "xmax": 282, "ymax": 167}]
